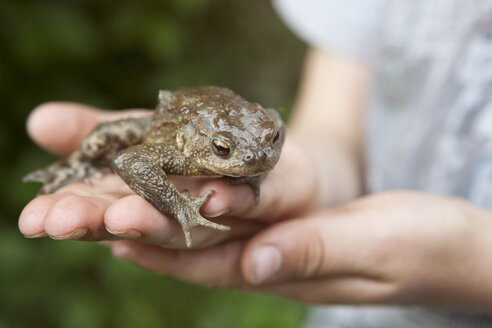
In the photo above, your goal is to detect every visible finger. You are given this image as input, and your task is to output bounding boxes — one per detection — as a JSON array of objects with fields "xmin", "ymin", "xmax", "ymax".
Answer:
[
  {"xmin": 19, "ymin": 174, "xmax": 129, "ymax": 239},
  {"xmin": 200, "ymin": 139, "xmax": 317, "ymax": 221},
  {"xmin": 43, "ymin": 193, "xmax": 119, "ymax": 241},
  {"xmin": 110, "ymin": 237, "xmax": 396, "ymax": 305},
  {"xmin": 256, "ymin": 276, "xmax": 396, "ymax": 305},
  {"xmin": 111, "ymin": 240, "xmax": 247, "ymax": 288},
  {"xmin": 19, "ymin": 193, "xmax": 65, "ymax": 238},
  {"xmin": 109, "ymin": 239, "xmax": 395, "ymax": 305},
  {"xmin": 27, "ymin": 102, "xmax": 151, "ymax": 156},
  {"xmin": 39, "ymin": 175, "xmax": 132, "ymax": 241},
  {"xmin": 104, "ymin": 195, "xmax": 265, "ymax": 249},
  {"xmin": 241, "ymin": 208, "xmax": 381, "ymax": 285},
  {"xmin": 109, "ymin": 239, "xmax": 396, "ymax": 305}
]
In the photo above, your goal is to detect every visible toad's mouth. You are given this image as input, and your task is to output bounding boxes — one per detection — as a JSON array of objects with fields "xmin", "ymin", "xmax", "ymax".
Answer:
[
  {"xmin": 208, "ymin": 169, "xmax": 264, "ymax": 178},
  {"xmin": 202, "ymin": 163, "xmax": 273, "ymax": 178},
  {"xmin": 196, "ymin": 152, "xmax": 281, "ymax": 177}
]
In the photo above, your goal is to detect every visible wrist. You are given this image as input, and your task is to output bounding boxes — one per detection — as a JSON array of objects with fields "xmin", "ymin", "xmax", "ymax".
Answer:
[{"xmin": 418, "ymin": 197, "xmax": 492, "ymax": 311}]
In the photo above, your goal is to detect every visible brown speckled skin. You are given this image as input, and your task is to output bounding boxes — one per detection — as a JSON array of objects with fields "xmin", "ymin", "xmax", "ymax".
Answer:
[{"xmin": 24, "ymin": 86, "xmax": 285, "ymax": 247}]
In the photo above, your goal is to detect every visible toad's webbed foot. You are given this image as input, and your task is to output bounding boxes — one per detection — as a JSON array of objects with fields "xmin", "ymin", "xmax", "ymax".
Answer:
[{"xmin": 177, "ymin": 190, "xmax": 230, "ymax": 248}]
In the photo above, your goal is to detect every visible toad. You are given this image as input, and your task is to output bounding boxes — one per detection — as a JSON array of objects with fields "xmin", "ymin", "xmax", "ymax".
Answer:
[{"xmin": 24, "ymin": 86, "xmax": 285, "ymax": 247}]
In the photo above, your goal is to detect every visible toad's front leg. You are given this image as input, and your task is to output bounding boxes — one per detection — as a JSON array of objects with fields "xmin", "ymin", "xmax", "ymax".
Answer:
[
  {"xmin": 227, "ymin": 174, "xmax": 264, "ymax": 205},
  {"xmin": 112, "ymin": 144, "xmax": 230, "ymax": 248}
]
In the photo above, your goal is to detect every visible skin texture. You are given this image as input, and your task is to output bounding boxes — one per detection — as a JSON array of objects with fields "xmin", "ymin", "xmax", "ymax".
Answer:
[{"xmin": 23, "ymin": 86, "xmax": 285, "ymax": 247}]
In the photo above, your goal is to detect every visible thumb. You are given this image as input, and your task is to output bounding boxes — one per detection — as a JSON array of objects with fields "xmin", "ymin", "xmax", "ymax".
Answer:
[
  {"xmin": 27, "ymin": 102, "xmax": 150, "ymax": 156},
  {"xmin": 241, "ymin": 211, "xmax": 373, "ymax": 285}
]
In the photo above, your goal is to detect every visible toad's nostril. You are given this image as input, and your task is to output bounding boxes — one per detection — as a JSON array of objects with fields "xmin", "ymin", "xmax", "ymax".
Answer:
[{"xmin": 244, "ymin": 151, "xmax": 255, "ymax": 162}]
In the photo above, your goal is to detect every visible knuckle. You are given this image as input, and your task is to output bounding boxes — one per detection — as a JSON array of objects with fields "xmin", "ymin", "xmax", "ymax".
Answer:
[
  {"xmin": 44, "ymin": 195, "xmax": 91, "ymax": 234},
  {"xmin": 49, "ymin": 194, "xmax": 84, "ymax": 215},
  {"xmin": 296, "ymin": 227, "xmax": 327, "ymax": 278},
  {"xmin": 106, "ymin": 195, "xmax": 150, "ymax": 225},
  {"xmin": 368, "ymin": 229, "xmax": 403, "ymax": 269}
]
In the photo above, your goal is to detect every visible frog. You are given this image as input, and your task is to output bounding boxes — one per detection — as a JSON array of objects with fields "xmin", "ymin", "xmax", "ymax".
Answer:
[{"xmin": 23, "ymin": 86, "xmax": 285, "ymax": 247}]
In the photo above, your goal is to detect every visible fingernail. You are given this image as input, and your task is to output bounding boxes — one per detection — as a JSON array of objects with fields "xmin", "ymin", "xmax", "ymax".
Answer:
[
  {"xmin": 250, "ymin": 246, "xmax": 282, "ymax": 285},
  {"xmin": 112, "ymin": 243, "xmax": 134, "ymax": 259},
  {"xmin": 204, "ymin": 208, "xmax": 230, "ymax": 218},
  {"xmin": 24, "ymin": 232, "xmax": 48, "ymax": 239},
  {"xmin": 50, "ymin": 228, "xmax": 88, "ymax": 240},
  {"xmin": 106, "ymin": 228, "xmax": 142, "ymax": 239}
]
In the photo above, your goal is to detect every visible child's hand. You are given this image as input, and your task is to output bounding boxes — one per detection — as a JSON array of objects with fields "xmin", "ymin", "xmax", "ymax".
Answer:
[{"xmin": 19, "ymin": 102, "xmax": 318, "ymax": 248}]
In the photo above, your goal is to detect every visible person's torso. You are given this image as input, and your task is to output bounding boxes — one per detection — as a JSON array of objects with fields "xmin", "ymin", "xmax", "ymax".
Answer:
[{"xmin": 367, "ymin": 0, "xmax": 492, "ymax": 210}]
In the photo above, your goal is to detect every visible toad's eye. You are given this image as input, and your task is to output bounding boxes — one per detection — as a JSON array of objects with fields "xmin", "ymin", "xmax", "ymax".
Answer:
[
  {"xmin": 212, "ymin": 139, "xmax": 231, "ymax": 157},
  {"xmin": 272, "ymin": 131, "xmax": 280, "ymax": 143}
]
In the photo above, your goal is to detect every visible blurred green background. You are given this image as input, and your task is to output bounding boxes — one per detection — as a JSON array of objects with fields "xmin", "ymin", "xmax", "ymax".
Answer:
[{"xmin": 0, "ymin": 0, "xmax": 306, "ymax": 327}]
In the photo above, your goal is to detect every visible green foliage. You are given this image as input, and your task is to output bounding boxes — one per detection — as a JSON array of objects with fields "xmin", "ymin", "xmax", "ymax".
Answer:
[
  {"xmin": 0, "ymin": 0, "xmax": 306, "ymax": 327},
  {"xmin": 1, "ymin": 233, "xmax": 306, "ymax": 328}
]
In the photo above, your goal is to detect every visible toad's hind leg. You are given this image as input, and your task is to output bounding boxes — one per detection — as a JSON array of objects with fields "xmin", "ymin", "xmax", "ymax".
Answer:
[
  {"xmin": 23, "ymin": 150, "xmax": 110, "ymax": 194},
  {"xmin": 23, "ymin": 117, "xmax": 151, "ymax": 194},
  {"xmin": 112, "ymin": 143, "xmax": 230, "ymax": 248}
]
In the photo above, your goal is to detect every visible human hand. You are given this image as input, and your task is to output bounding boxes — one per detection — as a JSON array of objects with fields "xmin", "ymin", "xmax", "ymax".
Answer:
[
  {"xmin": 19, "ymin": 102, "xmax": 318, "ymax": 248},
  {"xmin": 110, "ymin": 192, "xmax": 492, "ymax": 311}
]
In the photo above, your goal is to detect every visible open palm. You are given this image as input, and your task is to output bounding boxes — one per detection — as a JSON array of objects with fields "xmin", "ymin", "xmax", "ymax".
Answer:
[{"xmin": 19, "ymin": 102, "xmax": 317, "ymax": 248}]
